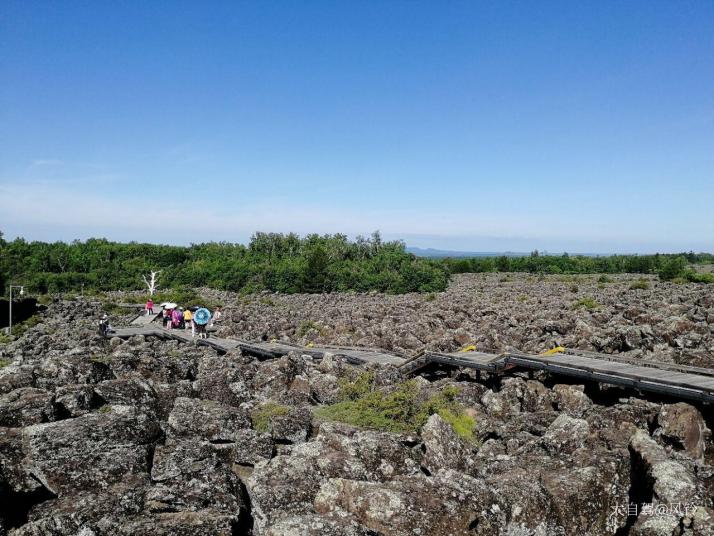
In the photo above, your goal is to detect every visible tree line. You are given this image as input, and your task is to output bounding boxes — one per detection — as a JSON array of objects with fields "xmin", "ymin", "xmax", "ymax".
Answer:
[
  {"xmin": 442, "ymin": 251, "xmax": 714, "ymax": 282},
  {"xmin": 1, "ymin": 231, "xmax": 711, "ymax": 296},
  {"xmin": 0, "ymin": 231, "xmax": 449, "ymax": 295}
]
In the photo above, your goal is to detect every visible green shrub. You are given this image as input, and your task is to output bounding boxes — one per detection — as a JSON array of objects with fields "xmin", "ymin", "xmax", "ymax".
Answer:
[
  {"xmin": 297, "ymin": 320, "xmax": 324, "ymax": 338},
  {"xmin": 573, "ymin": 296, "xmax": 599, "ymax": 310},
  {"xmin": 569, "ymin": 284, "xmax": 579, "ymax": 293},
  {"xmin": 251, "ymin": 402, "xmax": 290, "ymax": 433},
  {"xmin": 101, "ymin": 301, "xmax": 126, "ymax": 315},
  {"xmin": 629, "ymin": 278, "xmax": 649, "ymax": 290},
  {"xmin": 685, "ymin": 271, "xmax": 714, "ymax": 284},
  {"xmin": 597, "ymin": 274, "xmax": 612, "ymax": 283},
  {"xmin": 424, "ymin": 292, "xmax": 436, "ymax": 302},
  {"xmin": 658, "ymin": 256, "xmax": 688, "ymax": 281},
  {"xmin": 9, "ymin": 315, "xmax": 42, "ymax": 338},
  {"xmin": 315, "ymin": 374, "xmax": 476, "ymax": 441}
]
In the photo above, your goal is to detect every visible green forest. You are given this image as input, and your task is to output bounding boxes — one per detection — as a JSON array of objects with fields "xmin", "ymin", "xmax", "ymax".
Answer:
[{"xmin": 1, "ymin": 231, "xmax": 712, "ymax": 296}]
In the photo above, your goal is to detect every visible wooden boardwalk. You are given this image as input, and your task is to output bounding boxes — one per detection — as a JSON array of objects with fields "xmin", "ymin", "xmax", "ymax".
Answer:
[{"xmin": 109, "ymin": 327, "xmax": 714, "ymax": 404}]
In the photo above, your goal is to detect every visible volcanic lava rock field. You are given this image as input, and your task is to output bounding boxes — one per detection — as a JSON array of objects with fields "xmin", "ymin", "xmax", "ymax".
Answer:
[
  {"xmin": 213, "ymin": 273, "xmax": 714, "ymax": 368},
  {"xmin": 0, "ymin": 274, "xmax": 712, "ymax": 535}
]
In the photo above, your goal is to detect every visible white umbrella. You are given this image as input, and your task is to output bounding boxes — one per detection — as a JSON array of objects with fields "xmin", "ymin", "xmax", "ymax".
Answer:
[{"xmin": 159, "ymin": 302, "xmax": 178, "ymax": 309}]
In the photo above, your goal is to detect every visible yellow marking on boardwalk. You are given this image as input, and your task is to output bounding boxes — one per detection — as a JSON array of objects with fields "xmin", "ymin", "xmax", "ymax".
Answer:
[{"xmin": 541, "ymin": 346, "xmax": 565, "ymax": 356}]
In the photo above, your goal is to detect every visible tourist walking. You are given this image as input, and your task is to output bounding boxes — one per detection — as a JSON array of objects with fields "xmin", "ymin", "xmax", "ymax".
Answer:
[
  {"xmin": 98, "ymin": 314, "xmax": 112, "ymax": 336},
  {"xmin": 145, "ymin": 298, "xmax": 154, "ymax": 316},
  {"xmin": 183, "ymin": 308, "xmax": 194, "ymax": 336},
  {"xmin": 171, "ymin": 308, "xmax": 182, "ymax": 330},
  {"xmin": 210, "ymin": 307, "xmax": 222, "ymax": 327}
]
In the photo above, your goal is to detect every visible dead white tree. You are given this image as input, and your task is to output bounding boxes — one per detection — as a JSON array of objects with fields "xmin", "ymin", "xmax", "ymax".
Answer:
[{"xmin": 142, "ymin": 270, "xmax": 161, "ymax": 296}]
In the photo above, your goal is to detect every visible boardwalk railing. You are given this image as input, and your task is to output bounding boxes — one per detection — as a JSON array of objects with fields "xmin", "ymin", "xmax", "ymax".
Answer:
[{"xmin": 109, "ymin": 326, "xmax": 714, "ymax": 404}]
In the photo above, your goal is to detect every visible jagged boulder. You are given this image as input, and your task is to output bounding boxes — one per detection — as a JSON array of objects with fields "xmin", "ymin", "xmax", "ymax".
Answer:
[
  {"xmin": 653, "ymin": 402, "xmax": 710, "ymax": 461},
  {"xmin": 0, "ymin": 388, "xmax": 55, "ymax": 427},
  {"xmin": 21, "ymin": 405, "xmax": 160, "ymax": 495},
  {"xmin": 146, "ymin": 439, "xmax": 244, "ymax": 516},
  {"xmin": 166, "ymin": 397, "xmax": 250, "ymax": 442},
  {"xmin": 420, "ymin": 413, "xmax": 469, "ymax": 474},
  {"xmin": 247, "ymin": 423, "xmax": 420, "ymax": 532}
]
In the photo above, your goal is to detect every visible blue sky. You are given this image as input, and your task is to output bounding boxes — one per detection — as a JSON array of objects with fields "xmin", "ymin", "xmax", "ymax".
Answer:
[{"xmin": 1, "ymin": 1, "xmax": 713, "ymax": 253}]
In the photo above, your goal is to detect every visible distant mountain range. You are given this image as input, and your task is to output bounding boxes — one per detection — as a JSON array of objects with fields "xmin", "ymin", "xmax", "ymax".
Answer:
[
  {"xmin": 405, "ymin": 247, "xmax": 615, "ymax": 258},
  {"xmin": 406, "ymin": 247, "xmax": 530, "ymax": 258}
]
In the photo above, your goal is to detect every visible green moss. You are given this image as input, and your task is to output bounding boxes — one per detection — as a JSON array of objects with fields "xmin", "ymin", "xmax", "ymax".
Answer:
[
  {"xmin": 98, "ymin": 404, "xmax": 112, "ymax": 414},
  {"xmin": 437, "ymin": 408, "xmax": 476, "ymax": 442},
  {"xmin": 315, "ymin": 374, "xmax": 477, "ymax": 442},
  {"xmin": 251, "ymin": 401, "xmax": 290, "ymax": 433},
  {"xmin": 89, "ymin": 354, "xmax": 111, "ymax": 364},
  {"xmin": 572, "ymin": 296, "xmax": 599, "ymax": 310},
  {"xmin": 0, "ymin": 358, "xmax": 12, "ymax": 368},
  {"xmin": 101, "ymin": 301, "xmax": 125, "ymax": 315}
]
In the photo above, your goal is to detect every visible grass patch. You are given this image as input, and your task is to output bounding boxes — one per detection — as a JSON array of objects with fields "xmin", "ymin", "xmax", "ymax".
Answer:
[
  {"xmin": 0, "ymin": 358, "xmax": 12, "ymax": 367},
  {"xmin": 97, "ymin": 404, "xmax": 112, "ymax": 414},
  {"xmin": 251, "ymin": 401, "xmax": 290, "ymax": 433},
  {"xmin": 101, "ymin": 301, "xmax": 126, "ymax": 315},
  {"xmin": 297, "ymin": 320, "xmax": 324, "ymax": 338},
  {"xmin": 686, "ymin": 271, "xmax": 714, "ymax": 284},
  {"xmin": 424, "ymin": 292, "xmax": 437, "ymax": 302},
  {"xmin": 573, "ymin": 296, "xmax": 599, "ymax": 310},
  {"xmin": 89, "ymin": 354, "xmax": 111, "ymax": 365},
  {"xmin": 315, "ymin": 373, "xmax": 476, "ymax": 441},
  {"xmin": 7, "ymin": 315, "xmax": 43, "ymax": 339},
  {"xmin": 597, "ymin": 274, "xmax": 613, "ymax": 284},
  {"xmin": 629, "ymin": 278, "xmax": 650, "ymax": 290}
]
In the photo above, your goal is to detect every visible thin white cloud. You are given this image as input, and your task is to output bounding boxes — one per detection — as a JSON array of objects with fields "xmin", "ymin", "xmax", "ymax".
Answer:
[
  {"xmin": 0, "ymin": 181, "xmax": 712, "ymax": 252},
  {"xmin": 28, "ymin": 159, "xmax": 64, "ymax": 168}
]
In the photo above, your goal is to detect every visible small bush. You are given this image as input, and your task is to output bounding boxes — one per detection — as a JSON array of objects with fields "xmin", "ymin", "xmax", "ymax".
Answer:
[
  {"xmin": 297, "ymin": 320, "xmax": 323, "ymax": 338},
  {"xmin": 569, "ymin": 284, "xmax": 579, "ymax": 293},
  {"xmin": 658, "ymin": 256, "xmax": 688, "ymax": 281},
  {"xmin": 9, "ymin": 316, "xmax": 42, "ymax": 338},
  {"xmin": 573, "ymin": 296, "xmax": 599, "ymax": 310},
  {"xmin": 315, "ymin": 373, "xmax": 476, "ymax": 441},
  {"xmin": 251, "ymin": 401, "xmax": 290, "ymax": 433},
  {"xmin": 629, "ymin": 278, "xmax": 649, "ymax": 290},
  {"xmin": 101, "ymin": 301, "xmax": 126, "ymax": 315},
  {"xmin": 597, "ymin": 275, "xmax": 612, "ymax": 284},
  {"xmin": 685, "ymin": 271, "xmax": 714, "ymax": 284},
  {"xmin": 424, "ymin": 292, "xmax": 436, "ymax": 302}
]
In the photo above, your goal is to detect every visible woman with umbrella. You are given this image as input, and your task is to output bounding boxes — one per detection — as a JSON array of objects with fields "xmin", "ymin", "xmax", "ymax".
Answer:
[{"xmin": 193, "ymin": 307, "xmax": 211, "ymax": 339}]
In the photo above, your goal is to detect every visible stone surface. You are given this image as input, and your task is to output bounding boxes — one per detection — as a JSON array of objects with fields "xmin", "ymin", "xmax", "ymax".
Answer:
[{"xmin": 1, "ymin": 291, "xmax": 713, "ymax": 534}]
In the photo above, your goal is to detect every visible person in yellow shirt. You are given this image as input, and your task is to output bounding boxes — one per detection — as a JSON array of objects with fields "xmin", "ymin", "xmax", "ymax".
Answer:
[{"xmin": 183, "ymin": 308, "xmax": 194, "ymax": 337}]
